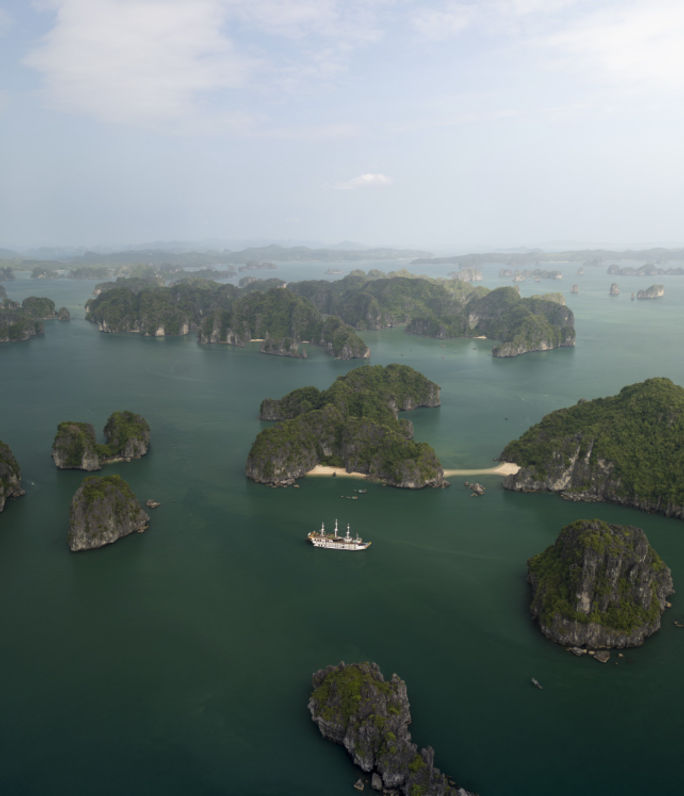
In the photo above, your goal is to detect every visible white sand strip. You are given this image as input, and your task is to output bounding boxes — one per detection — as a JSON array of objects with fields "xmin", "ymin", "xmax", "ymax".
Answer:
[
  {"xmin": 306, "ymin": 462, "xmax": 519, "ymax": 479},
  {"xmin": 444, "ymin": 462, "xmax": 519, "ymax": 476}
]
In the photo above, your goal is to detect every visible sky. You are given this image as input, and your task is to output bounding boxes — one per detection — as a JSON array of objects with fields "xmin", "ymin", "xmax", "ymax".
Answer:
[{"xmin": 2, "ymin": 0, "xmax": 684, "ymax": 252}]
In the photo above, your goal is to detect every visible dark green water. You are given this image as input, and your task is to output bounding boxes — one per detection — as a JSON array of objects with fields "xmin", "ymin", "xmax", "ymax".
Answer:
[{"xmin": 1, "ymin": 269, "xmax": 684, "ymax": 795}]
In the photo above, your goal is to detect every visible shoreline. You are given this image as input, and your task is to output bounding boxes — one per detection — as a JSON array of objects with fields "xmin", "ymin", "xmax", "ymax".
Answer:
[{"xmin": 305, "ymin": 462, "xmax": 520, "ymax": 479}]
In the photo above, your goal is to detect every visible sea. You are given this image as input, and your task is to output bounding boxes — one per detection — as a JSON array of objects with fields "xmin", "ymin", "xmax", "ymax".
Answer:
[{"xmin": 1, "ymin": 260, "xmax": 683, "ymax": 795}]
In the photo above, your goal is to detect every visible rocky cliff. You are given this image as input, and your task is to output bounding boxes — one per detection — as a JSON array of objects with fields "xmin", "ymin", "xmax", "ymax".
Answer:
[
  {"xmin": 52, "ymin": 411, "xmax": 150, "ymax": 470},
  {"xmin": 51, "ymin": 422, "xmax": 102, "ymax": 470},
  {"xmin": 636, "ymin": 284, "xmax": 664, "ymax": 299},
  {"xmin": 103, "ymin": 411, "xmax": 150, "ymax": 461},
  {"xmin": 246, "ymin": 364, "xmax": 446, "ymax": 488},
  {"xmin": 528, "ymin": 519, "xmax": 674, "ymax": 649},
  {"xmin": 68, "ymin": 474, "xmax": 150, "ymax": 551},
  {"xmin": 308, "ymin": 662, "xmax": 474, "ymax": 796},
  {"xmin": 500, "ymin": 378, "xmax": 684, "ymax": 519},
  {"xmin": 0, "ymin": 440, "xmax": 25, "ymax": 511}
]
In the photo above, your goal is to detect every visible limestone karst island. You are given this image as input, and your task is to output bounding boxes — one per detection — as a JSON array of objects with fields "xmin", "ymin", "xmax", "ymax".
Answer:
[
  {"xmin": 84, "ymin": 270, "xmax": 575, "ymax": 359},
  {"xmin": 245, "ymin": 364, "xmax": 445, "ymax": 488},
  {"xmin": 500, "ymin": 377, "xmax": 684, "ymax": 519},
  {"xmin": 0, "ymin": 441, "xmax": 24, "ymax": 512},
  {"xmin": 527, "ymin": 519, "xmax": 674, "ymax": 652},
  {"xmin": 68, "ymin": 474, "xmax": 150, "ymax": 552},
  {"xmin": 52, "ymin": 411, "xmax": 150, "ymax": 471},
  {"xmin": 308, "ymin": 661, "xmax": 473, "ymax": 796}
]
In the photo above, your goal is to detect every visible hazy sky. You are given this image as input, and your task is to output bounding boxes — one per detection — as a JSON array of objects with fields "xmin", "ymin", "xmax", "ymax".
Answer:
[{"xmin": 2, "ymin": 0, "xmax": 684, "ymax": 251}]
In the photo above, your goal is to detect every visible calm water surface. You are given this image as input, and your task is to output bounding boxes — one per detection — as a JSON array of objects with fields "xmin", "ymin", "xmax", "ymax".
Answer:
[{"xmin": 1, "ymin": 266, "xmax": 683, "ymax": 795}]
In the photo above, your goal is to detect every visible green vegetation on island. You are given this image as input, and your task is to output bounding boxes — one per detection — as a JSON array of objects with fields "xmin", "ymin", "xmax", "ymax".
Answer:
[
  {"xmin": 528, "ymin": 519, "xmax": 674, "ymax": 649},
  {"xmin": 85, "ymin": 270, "xmax": 574, "ymax": 359},
  {"xmin": 0, "ymin": 440, "xmax": 25, "ymax": 512},
  {"xmin": 0, "ymin": 295, "xmax": 70, "ymax": 343},
  {"xmin": 500, "ymin": 377, "xmax": 684, "ymax": 519},
  {"xmin": 68, "ymin": 474, "xmax": 150, "ymax": 551},
  {"xmin": 52, "ymin": 411, "xmax": 150, "ymax": 471},
  {"xmin": 246, "ymin": 364, "xmax": 445, "ymax": 488},
  {"xmin": 85, "ymin": 280, "xmax": 369, "ymax": 359},
  {"xmin": 288, "ymin": 274, "xmax": 575, "ymax": 357},
  {"xmin": 308, "ymin": 661, "xmax": 470, "ymax": 796}
]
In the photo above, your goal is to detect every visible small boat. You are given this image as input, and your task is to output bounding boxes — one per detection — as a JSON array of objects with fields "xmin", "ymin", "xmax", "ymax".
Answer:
[
  {"xmin": 531, "ymin": 677, "xmax": 543, "ymax": 690},
  {"xmin": 307, "ymin": 519, "xmax": 371, "ymax": 551}
]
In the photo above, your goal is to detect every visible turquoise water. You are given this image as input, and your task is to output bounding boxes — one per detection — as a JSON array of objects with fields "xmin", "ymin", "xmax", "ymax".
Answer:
[{"xmin": 1, "ymin": 267, "xmax": 683, "ymax": 795}]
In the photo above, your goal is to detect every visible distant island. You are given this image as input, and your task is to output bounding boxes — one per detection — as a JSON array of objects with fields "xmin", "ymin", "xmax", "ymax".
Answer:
[
  {"xmin": 246, "ymin": 364, "xmax": 446, "ymax": 488},
  {"xmin": 85, "ymin": 281, "xmax": 369, "ymax": 360},
  {"xmin": 288, "ymin": 273, "xmax": 575, "ymax": 357},
  {"xmin": 0, "ymin": 441, "xmax": 25, "ymax": 512},
  {"xmin": 0, "ymin": 296, "xmax": 70, "ymax": 343},
  {"xmin": 68, "ymin": 474, "xmax": 149, "ymax": 551},
  {"xmin": 528, "ymin": 519, "xmax": 674, "ymax": 650},
  {"xmin": 500, "ymin": 378, "xmax": 684, "ymax": 519},
  {"xmin": 84, "ymin": 270, "xmax": 574, "ymax": 359},
  {"xmin": 308, "ymin": 661, "xmax": 472, "ymax": 796},
  {"xmin": 52, "ymin": 411, "xmax": 150, "ymax": 471},
  {"xmin": 636, "ymin": 284, "xmax": 664, "ymax": 300}
]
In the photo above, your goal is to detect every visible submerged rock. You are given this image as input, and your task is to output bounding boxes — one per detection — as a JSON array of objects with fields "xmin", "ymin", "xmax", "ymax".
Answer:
[
  {"xmin": 528, "ymin": 519, "xmax": 674, "ymax": 649},
  {"xmin": 68, "ymin": 474, "xmax": 150, "ymax": 551},
  {"xmin": 308, "ymin": 661, "xmax": 474, "ymax": 796},
  {"xmin": 0, "ymin": 440, "xmax": 25, "ymax": 511}
]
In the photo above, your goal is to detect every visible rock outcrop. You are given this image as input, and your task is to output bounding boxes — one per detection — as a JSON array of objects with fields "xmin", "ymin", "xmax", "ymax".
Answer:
[
  {"xmin": 52, "ymin": 422, "xmax": 102, "ymax": 470},
  {"xmin": 0, "ymin": 440, "xmax": 25, "ymax": 511},
  {"xmin": 102, "ymin": 411, "xmax": 151, "ymax": 461},
  {"xmin": 52, "ymin": 412, "xmax": 150, "ymax": 470},
  {"xmin": 68, "ymin": 474, "xmax": 150, "ymax": 551},
  {"xmin": 308, "ymin": 662, "xmax": 474, "ymax": 796},
  {"xmin": 528, "ymin": 519, "xmax": 674, "ymax": 649},
  {"xmin": 636, "ymin": 284, "xmax": 664, "ymax": 299},
  {"xmin": 500, "ymin": 378, "xmax": 684, "ymax": 519},
  {"xmin": 247, "ymin": 365, "xmax": 446, "ymax": 488},
  {"xmin": 609, "ymin": 283, "xmax": 620, "ymax": 296}
]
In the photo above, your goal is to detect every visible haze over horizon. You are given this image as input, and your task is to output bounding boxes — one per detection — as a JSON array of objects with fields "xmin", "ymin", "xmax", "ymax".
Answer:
[{"xmin": 2, "ymin": 1, "xmax": 684, "ymax": 251}]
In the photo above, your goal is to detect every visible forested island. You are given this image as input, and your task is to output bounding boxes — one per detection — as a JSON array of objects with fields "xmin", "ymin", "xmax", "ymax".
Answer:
[
  {"xmin": 309, "ymin": 661, "xmax": 472, "ymax": 796},
  {"xmin": 0, "ymin": 296, "xmax": 70, "ymax": 343},
  {"xmin": 287, "ymin": 273, "xmax": 574, "ymax": 357},
  {"xmin": 501, "ymin": 378, "xmax": 684, "ymax": 519},
  {"xmin": 246, "ymin": 364, "xmax": 445, "ymax": 487},
  {"xmin": 68, "ymin": 475, "xmax": 150, "ymax": 551},
  {"xmin": 86, "ymin": 281, "xmax": 368, "ymax": 359},
  {"xmin": 0, "ymin": 441, "xmax": 24, "ymax": 512},
  {"xmin": 85, "ymin": 272, "xmax": 574, "ymax": 359},
  {"xmin": 528, "ymin": 519, "xmax": 674, "ymax": 650},
  {"xmin": 52, "ymin": 411, "xmax": 150, "ymax": 471}
]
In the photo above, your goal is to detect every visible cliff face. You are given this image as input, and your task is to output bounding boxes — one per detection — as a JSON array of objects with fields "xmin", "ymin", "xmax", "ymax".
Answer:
[
  {"xmin": 636, "ymin": 284, "xmax": 664, "ymax": 299},
  {"xmin": 103, "ymin": 411, "xmax": 150, "ymax": 461},
  {"xmin": 0, "ymin": 441, "xmax": 25, "ymax": 511},
  {"xmin": 500, "ymin": 378, "xmax": 684, "ymax": 519},
  {"xmin": 528, "ymin": 519, "xmax": 674, "ymax": 649},
  {"xmin": 308, "ymin": 662, "xmax": 473, "ymax": 796},
  {"xmin": 53, "ymin": 412, "xmax": 150, "ymax": 470},
  {"xmin": 68, "ymin": 475, "xmax": 150, "ymax": 551},
  {"xmin": 51, "ymin": 422, "xmax": 102, "ymax": 471},
  {"xmin": 247, "ymin": 365, "xmax": 446, "ymax": 488}
]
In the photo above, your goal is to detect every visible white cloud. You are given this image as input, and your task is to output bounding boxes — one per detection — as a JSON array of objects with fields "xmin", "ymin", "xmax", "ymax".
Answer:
[
  {"xmin": 336, "ymin": 173, "xmax": 393, "ymax": 190},
  {"xmin": 544, "ymin": 1, "xmax": 684, "ymax": 91},
  {"xmin": 412, "ymin": 2, "xmax": 475, "ymax": 40},
  {"xmin": 23, "ymin": 0, "xmax": 386, "ymax": 127},
  {"xmin": 24, "ymin": 0, "xmax": 255, "ymax": 125}
]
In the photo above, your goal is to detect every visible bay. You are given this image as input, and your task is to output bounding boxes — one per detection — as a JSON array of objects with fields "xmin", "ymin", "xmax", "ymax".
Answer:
[{"xmin": 1, "ymin": 265, "xmax": 683, "ymax": 795}]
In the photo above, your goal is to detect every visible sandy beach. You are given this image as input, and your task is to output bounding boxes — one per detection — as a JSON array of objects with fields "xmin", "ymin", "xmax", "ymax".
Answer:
[{"xmin": 305, "ymin": 462, "xmax": 520, "ymax": 479}]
